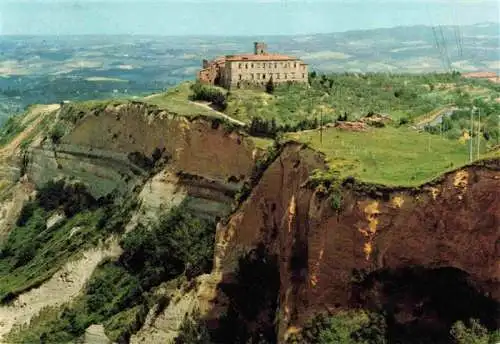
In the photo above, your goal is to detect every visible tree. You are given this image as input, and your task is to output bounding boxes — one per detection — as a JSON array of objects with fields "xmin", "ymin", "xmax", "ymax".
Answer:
[
  {"xmin": 450, "ymin": 319, "xmax": 489, "ymax": 344},
  {"xmin": 265, "ymin": 77, "xmax": 275, "ymax": 94}
]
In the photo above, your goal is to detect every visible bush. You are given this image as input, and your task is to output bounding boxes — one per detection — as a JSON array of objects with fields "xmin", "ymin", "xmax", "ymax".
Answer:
[
  {"xmin": 49, "ymin": 122, "xmax": 66, "ymax": 144},
  {"xmin": 37, "ymin": 179, "xmax": 106, "ymax": 217},
  {"xmin": 398, "ymin": 117, "xmax": 409, "ymax": 126},
  {"xmin": 329, "ymin": 191, "xmax": 343, "ymax": 212}
]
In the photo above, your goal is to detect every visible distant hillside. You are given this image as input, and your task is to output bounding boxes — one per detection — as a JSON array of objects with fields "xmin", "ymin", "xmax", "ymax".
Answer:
[{"xmin": 0, "ymin": 23, "xmax": 498, "ymax": 122}]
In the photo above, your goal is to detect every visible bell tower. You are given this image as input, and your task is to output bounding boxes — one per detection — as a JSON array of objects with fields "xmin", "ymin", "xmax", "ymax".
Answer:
[{"xmin": 254, "ymin": 42, "xmax": 268, "ymax": 55}]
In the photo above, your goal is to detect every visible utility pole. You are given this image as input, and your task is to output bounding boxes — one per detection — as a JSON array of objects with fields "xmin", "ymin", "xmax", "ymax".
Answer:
[
  {"xmin": 320, "ymin": 107, "xmax": 323, "ymax": 145},
  {"xmin": 469, "ymin": 107, "xmax": 474, "ymax": 163},
  {"xmin": 477, "ymin": 108, "xmax": 481, "ymax": 160}
]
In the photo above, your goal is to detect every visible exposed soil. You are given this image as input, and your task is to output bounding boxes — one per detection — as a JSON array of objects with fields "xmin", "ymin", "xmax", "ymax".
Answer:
[{"xmin": 205, "ymin": 144, "xmax": 500, "ymax": 342}]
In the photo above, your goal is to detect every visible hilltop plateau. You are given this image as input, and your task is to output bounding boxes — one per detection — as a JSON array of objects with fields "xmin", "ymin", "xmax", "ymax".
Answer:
[{"xmin": 0, "ymin": 72, "xmax": 498, "ymax": 344}]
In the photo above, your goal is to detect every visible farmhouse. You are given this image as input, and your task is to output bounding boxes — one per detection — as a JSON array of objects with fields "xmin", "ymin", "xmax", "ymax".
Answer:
[{"xmin": 197, "ymin": 42, "xmax": 308, "ymax": 89}]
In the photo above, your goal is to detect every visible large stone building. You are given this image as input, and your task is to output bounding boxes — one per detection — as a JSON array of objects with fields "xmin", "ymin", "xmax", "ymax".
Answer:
[{"xmin": 197, "ymin": 42, "xmax": 308, "ymax": 89}]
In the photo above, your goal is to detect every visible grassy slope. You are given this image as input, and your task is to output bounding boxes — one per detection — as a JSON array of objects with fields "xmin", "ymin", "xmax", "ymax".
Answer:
[
  {"xmin": 142, "ymin": 81, "xmax": 224, "ymax": 119},
  {"xmin": 288, "ymin": 126, "xmax": 497, "ymax": 187}
]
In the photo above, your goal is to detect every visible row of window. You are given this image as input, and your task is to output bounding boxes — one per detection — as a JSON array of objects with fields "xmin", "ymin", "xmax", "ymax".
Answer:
[
  {"xmin": 238, "ymin": 73, "xmax": 305, "ymax": 80},
  {"xmin": 238, "ymin": 62, "xmax": 300, "ymax": 69}
]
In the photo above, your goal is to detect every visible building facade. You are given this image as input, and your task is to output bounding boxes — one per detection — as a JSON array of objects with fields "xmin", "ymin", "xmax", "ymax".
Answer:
[{"xmin": 197, "ymin": 42, "xmax": 308, "ymax": 89}]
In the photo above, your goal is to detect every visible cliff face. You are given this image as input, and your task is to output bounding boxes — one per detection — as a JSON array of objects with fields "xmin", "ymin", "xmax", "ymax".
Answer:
[
  {"xmin": 24, "ymin": 103, "xmax": 257, "ymax": 217},
  {"xmin": 212, "ymin": 143, "xmax": 500, "ymax": 341}
]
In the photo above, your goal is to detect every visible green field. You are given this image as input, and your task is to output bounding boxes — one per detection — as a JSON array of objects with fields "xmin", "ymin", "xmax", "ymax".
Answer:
[{"xmin": 287, "ymin": 126, "xmax": 497, "ymax": 187}]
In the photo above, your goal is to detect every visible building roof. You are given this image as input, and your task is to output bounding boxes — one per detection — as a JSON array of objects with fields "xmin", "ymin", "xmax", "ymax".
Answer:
[{"xmin": 225, "ymin": 53, "xmax": 300, "ymax": 62}]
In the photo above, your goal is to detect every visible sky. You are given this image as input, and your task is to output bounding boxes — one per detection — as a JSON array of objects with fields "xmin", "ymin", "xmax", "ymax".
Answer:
[{"xmin": 0, "ymin": 0, "xmax": 498, "ymax": 36}]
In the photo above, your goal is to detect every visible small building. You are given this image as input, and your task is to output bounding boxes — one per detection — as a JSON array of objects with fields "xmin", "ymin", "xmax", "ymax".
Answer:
[{"xmin": 197, "ymin": 42, "xmax": 308, "ymax": 89}]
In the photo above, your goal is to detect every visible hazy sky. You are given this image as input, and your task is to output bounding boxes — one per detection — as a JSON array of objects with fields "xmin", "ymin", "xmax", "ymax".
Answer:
[{"xmin": 0, "ymin": 0, "xmax": 498, "ymax": 36}]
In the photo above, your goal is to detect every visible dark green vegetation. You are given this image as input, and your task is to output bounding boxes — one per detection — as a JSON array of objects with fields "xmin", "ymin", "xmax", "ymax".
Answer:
[
  {"xmin": 287, "ymin": 311, "xmax": 387, "ymax": 344},
  {"xmin": 120, "ymin": 206, "xmax": 215, "ymax": 286},
  {"xmin": 6, "ymin": 202, "xmax": 216, "ymax": 343},
  {"xmin": 0, "ymin": 180, "xmax": 112, "ymax": 304},
  {"xmin": 350, "ymin": 266, "xmax": 500, "ymax": 344},
  {"xmin": 190, "ymin": 81, "xmax": 228, "ymax": 111}
]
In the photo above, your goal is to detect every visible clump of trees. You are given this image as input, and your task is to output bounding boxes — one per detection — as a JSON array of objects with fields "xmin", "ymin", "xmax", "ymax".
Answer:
[
  {"xmin": 120, "ymin": 205, "xmax": 216, "ymax": 289},
  {"xmin": 190, "ymin": 81, "xmax": 227, "ymax": 110},
  {"xmin": 248, "ymin": 116, "xmax": 328, "ymax": 138}
]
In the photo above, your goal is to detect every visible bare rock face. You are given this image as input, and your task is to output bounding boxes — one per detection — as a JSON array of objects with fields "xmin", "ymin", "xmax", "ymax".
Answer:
[
  {"xmin": 83, "ymin": 324, "xmax": 113, "ymax": 344},
  {"xmin": 208, "ymin": 144, "xmax": 500, "ymax": 342}
]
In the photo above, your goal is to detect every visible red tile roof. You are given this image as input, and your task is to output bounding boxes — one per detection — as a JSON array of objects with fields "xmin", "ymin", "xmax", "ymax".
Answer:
[{"xmin": 225, "ymin": 53, "xmax": 299, "ymax": 62}]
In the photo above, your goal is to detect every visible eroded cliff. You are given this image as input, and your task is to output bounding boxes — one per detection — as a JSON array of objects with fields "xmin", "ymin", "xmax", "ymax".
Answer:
[{"xmin": 209, "ymin": 143, "xmax": 500, "ymax": 342}]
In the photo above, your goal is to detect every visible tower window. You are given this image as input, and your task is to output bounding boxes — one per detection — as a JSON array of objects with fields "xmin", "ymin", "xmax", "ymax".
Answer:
[
  {"xmin": 251, "ymin": 63, "xmax": 254, "ymax": 68},
  {"xmin": 239, "ymin": 74, "xmax": 242, "ymax": 80},
  {"xmin": 263, "ymin": 74, "xmax": 266, "ymax": 79},
  {"xmin": 238, "ymin": 63, "xmax": 242, "ymax": 69},
  {"xmin": 274, "ymin": 63, "xmax": 277, "ymax": 68}
]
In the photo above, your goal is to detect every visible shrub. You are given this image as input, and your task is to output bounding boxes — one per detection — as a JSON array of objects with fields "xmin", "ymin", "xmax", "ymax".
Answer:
[
  {"xmin": 49, "ymin": 122, "xmax": 66, "ymax": 144},
  {"xmin": 398, "ymin": 117, "xmax": 409, "ymax": 126},
  {"xmin": 450, "ymin": 319, "xmax": 492, "ymax": 344},
  {"xmin": 265, "ymin": 78, "xmax": 275, "ymax": 94},
  {"xmin": 37, "ymin": 179, "xmax": 106, "ymax": 217},
  {"xmin": 329, "ymin": 191, "xmax": 343, "ymax": 212}
]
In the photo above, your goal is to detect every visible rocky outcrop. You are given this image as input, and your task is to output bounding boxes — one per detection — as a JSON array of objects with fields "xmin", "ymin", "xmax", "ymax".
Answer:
[{"xmin": 208, "ymin": 143, "xmax": 500, "ymax": 341}]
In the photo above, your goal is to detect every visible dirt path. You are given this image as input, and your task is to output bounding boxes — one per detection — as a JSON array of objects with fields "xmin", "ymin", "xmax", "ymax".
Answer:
[
  {"xmin": 188, "ymin": 101, "xmax": 246, "ymax": 127},
  {"xmin": 0, "ymin": 241, "xmax": 122, "ymax": 343},
  {"xmin": 414, "ymin": 106, "xmax": 457, "ymax": 129},
  {"xmin": 0, "ymin": 104, "xmax": 60, "ymax": 160}
]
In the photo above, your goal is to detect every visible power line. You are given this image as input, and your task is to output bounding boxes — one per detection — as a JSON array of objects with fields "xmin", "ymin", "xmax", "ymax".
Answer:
[{"xmin": 438, "ymin": 25, "xmax": 452, "ymax": 71}]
